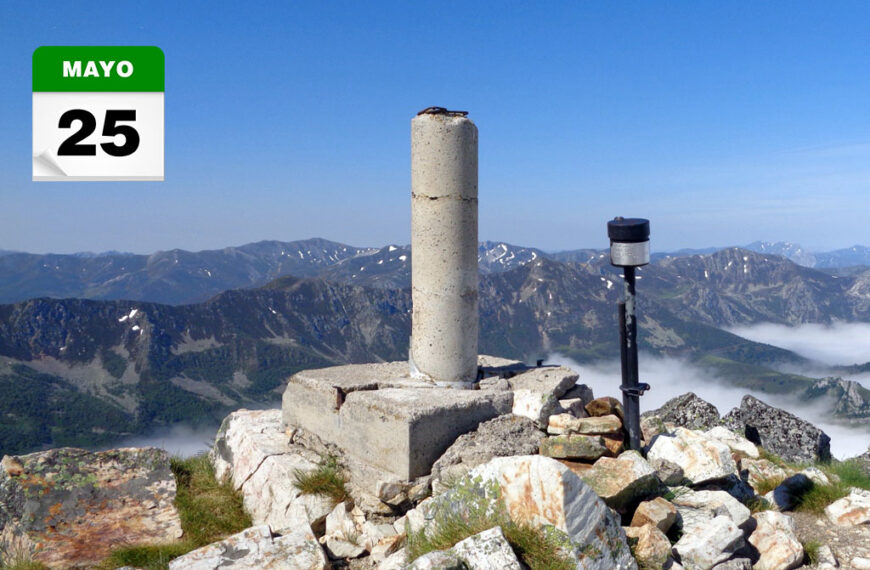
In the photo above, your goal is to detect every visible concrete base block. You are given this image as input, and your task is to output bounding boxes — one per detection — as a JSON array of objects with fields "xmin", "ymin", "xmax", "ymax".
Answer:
[{"xmin": 283, "ymin": 360, "xmax": 514, "ymax": 481}]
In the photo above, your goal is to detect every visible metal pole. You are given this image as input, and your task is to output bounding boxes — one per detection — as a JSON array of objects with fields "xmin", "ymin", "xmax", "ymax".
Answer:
[
  {"xmin": 619, "ymin": 266, "xmax": 642, "ymax": 450},
  {"xmin": 608, "ymin": 216, "xmax": 650, "ymax": 452}
]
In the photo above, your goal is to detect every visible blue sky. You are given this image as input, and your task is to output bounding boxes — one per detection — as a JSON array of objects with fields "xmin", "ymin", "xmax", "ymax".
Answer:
[{"xmin": 2, "ymin": 2, "xmax": 870, "ymax": 254}]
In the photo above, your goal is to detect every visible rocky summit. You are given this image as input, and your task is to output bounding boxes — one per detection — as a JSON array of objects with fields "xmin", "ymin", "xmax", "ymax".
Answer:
[{"xmin": 2, "ymin": 373, "xmax": 869, "ymax": 570}]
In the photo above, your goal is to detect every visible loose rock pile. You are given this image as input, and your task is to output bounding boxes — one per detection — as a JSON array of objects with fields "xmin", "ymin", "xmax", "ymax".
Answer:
[{"xmin": 2, "ymin": 379, "xmax": 869, "ymax": 569}]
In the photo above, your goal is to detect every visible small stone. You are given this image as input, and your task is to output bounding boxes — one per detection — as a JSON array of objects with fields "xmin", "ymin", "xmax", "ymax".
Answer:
[
  {"xmin": 540, "ymin": 434, "xmax": 608, "ymax": 460},
  {"xmin": 370, "ymin": 534, "xmax": 405, "ymax": 563},
  {"xmin": 647, "ymin": 427, "xmax": 737, "ymax": 485},
  {"xmin": 740, "ymin": 458, "xmax": 790, "ymax": 494},
  {"xmin": 650, "ymin": 458, "xmax": 685, "ymax": 486},
  {"xmin": 632, "ymin": 523, "xmax": 672, "ymax": 569},
  {"xmin": 558, "ymin": 397, "xmax": 589, "ymax": 418},
  {"xmin": 673, "ymin": 515, "xmax": 745, "ymax": 570},
  {"xmin": 580, "ymin": 450, "xmax": 659, "ymax": 512},
  {"xmin": 815, "ymin": 544, "xmax": 837, "ymax": 567},
  {"xmin": 561, "ymin": 383, "xmax": 594, "ymax": 404},
  {"xmin": 672, "ymin": 490, "xmax": 751, "ymax": 532},
  {"xmin": 631, "ymin": 497, "xmax": 677, "ymax": 533},
  {"xmin": 748, "ymin": 511, "xmax": 803, "ymax": 570},
  {"xmin": 705, "ymin": 426, "xmax": 759, "ymax": 459},
  {"xmin": 602, "ymin": 432, "xmax": 626, "ymax": 456},
  {"xmin": 825, "ymin": 487, "xmax": 870, "ymax": 526},
  {"xmin": 450, "ymin": 526, "xmax": 523, "ymax": 569},
  {"xmin": 547, "ymin": 413, "xmax": 623, "ymax": 435},
  {"xmin": 585, "ymin": 396, "xmax": 625, "ymax": 420},
  {"xmin": 378, "ymin": 548, "xmax": 408, "ymax": 570},
  {"xmin": 376, "ymin": 480, "xmax": 405, "ymax": 504},
  {"xmin": 0, "ymin": 455, "xmax": 24, "ymax": 477}
]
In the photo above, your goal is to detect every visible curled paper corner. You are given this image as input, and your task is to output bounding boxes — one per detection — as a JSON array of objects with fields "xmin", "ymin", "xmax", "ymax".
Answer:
[{"xmin": 33, "ymin": 150, "xmax": 67, "ymax": 177}]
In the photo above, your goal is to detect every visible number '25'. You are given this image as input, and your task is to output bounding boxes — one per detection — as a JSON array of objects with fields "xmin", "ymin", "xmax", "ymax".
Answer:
[{"xmin": 57, "ymin": 109, "xmax": 140, "ymax": 157}]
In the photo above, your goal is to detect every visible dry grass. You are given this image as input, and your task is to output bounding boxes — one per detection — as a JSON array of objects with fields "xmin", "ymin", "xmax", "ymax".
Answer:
[{"xmin": 292, "ymin": 454, "xmax": 350, "ymax": 506}]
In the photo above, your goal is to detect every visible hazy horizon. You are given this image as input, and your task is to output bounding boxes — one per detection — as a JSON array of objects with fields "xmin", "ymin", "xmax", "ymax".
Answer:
[{"xmin": 0, "ymin": 235, "xmax": 865, "ymax": 258}]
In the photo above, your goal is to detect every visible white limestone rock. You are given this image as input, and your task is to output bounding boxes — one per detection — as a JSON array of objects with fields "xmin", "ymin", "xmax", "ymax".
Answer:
[
  {"xmin": 212, "ymin": 409, "xmax": 333, "ymax": 534},
  {"xmin": 168, "ymin": 524, "xmax": 328, "ymax": 570},
  {"xmin": 323, "ymin": 501, "xmax": 365, "ymax": 559},
  {"xmin": 672, "ymin": 515, "xmax": 745, "ymax": 570},
  {"xmin": 631, "ymin": 497, "xmax": 678, "ymax": 533},
  {"xmin": 370, "ymin": 534, "xmax": 405, "ymax": 563},
  {"xmin": 548, "ymin": 413, "xmax": 623, "ymax": 435},
  {"xmin": 378, "ymin": 548, "xmax": 408, "ymax": 570},
  {"xmin": 243, "ymin": 453, "xmax": 333, "ymax": 534},
  {"xmin": 747, "ymin": 511, "xmax": 803, "ymax": 570},
  {"xmin": 509, "ymin": 366, "xmax": 579, "ymax": 427},
  {"xmin": 671, "ymin": 489, "xmax": 751, "ymax": 532},
  {"xmin": 800, "ymin": 466, "xmax": 832, "ymax": 487},
  {"xmin": 624, "ymin": 523, "xmax": 672, "ymax": 569},
  {"xmin": 740, "ymin": 458, "xmax": 790, "ymax": 494},
  {"xmin": 647, "ymin": 427, "xmax": 738, "ymax": 485},
  {"xmin": 432, "ymin": 455, "xmax": 637, "ymax": 569},
  {"xmin": 512, "ymin": 388, "xmax": 561, "ymax": 428},
  {"xmin": 814, "ymin": 544, "xmax": 838, "ymax": 569},
  {"xmin": 705, "ymin": 426, "xmax": 759, "ymax": 459},
  {"xmin": 579, "ymin": 450, "xmax": 659, "ymax": 511},
  {"xmin": 212, "ymin": 409, "xmax": 292, "ymax": 487},
  {"xmin": 450, "ymin": 526, "xmax": 523, "ymax": 569},
  {"xmin": 825, "ymin": 487, "xmax": 870, "ymax": 526}
]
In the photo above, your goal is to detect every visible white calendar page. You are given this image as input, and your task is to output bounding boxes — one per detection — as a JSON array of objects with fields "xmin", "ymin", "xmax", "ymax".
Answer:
[{"xmin": 33, "ymin": 92, "xmax": 164, "ymax": 181}]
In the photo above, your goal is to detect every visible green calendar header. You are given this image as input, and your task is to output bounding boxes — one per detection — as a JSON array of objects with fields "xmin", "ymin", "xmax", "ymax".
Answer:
[{"xmin": 33, "ymin": 46, "xmax": 164, "ymax": 92}]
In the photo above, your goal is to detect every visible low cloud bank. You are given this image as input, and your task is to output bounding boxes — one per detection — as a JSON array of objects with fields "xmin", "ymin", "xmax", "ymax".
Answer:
[
  {"xmin": 103, "ymin": 401, "xmax": 283, "ymax": 458},
  {"xmin": 547, "ymin": 352, "xmax": 869, "ymax": 460},
  {"xmin": 728, "ymin": 322, "xmax": 870, "ymax": 369},
  {"xmin": 104, "ymin": 423, "xmax": 221, "ymax": 458}
]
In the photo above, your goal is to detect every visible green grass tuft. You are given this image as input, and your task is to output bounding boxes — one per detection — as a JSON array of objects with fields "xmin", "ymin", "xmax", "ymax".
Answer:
[
  {"xmin": 802, "ymin": 539, "xmax": 822, "ymax": 565},
  {"xmin": 94, "ymin": 452, "xmax": 251, "ymax": 569},
  {"xmin": 752, "ymin": 475, "xmax": 786, "ymax": 496},
  {"xmin": 828, "ymin": 459, "xmax": 870, "ymax": 490},
  {"xmin": 95, "ymin": 543, "xmax": 193, "ymax": 570},
  {"xmin": 406, "ymin": 499, "xmax": 575, "ymax": 570},
  {"xmin": 170, "ymin": 453, "xmax": 252, "ymax": 545},
  {"xmin": 292, "ymin": 455, "xmax": 350, "ymax": 506},
  {"xmin": 792, "ymin": 459, "xmax": 870, "ymax": 514}
]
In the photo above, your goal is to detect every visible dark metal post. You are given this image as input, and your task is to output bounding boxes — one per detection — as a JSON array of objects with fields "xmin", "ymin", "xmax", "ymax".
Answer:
[{"xmin": 608, "ymin": 217, "xmax": 651, "ymax": 451}]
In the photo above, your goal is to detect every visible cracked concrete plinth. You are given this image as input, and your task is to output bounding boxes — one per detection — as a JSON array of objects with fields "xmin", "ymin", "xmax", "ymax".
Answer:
[
  {"xmin": 282, "ymin": 359, "xmax": 513, "ymax": 481},
  {"xmin": 410, "ymin": 110, "xmax": 479, "ymax": 387}
]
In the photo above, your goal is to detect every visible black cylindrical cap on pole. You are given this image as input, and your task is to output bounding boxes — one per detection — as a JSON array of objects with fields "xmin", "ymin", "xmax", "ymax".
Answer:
[{"xmin": 607, "ymin": 218, "xmax": 650, "ymax": 243}]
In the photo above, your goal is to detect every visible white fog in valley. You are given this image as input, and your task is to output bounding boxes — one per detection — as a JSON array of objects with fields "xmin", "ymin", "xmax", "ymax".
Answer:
[
  {"xmin": 728, "ymin": 322, "xmax": 870, "ymax": 388},
  {"xmin": 103, "ymin": 423, "xmax": 222, "ymax": 458},
  {"xmin": 547, "ymin": 352, "xmax": 870, "ymax": 460}
]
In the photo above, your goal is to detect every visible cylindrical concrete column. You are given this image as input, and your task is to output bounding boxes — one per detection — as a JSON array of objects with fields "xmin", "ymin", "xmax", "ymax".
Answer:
[{"xmin": 410, "ymin": 108, "xmax": 479, "ymax": 387}]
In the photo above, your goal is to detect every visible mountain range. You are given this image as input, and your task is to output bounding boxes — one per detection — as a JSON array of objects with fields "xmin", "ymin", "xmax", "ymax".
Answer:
[
  {"xmin": 2, "ymin": 239, "xmax": 869, "ymax": 305},
  {"xmin": 1, "ymin": 239, "xmax": 869, "ymax": 456}
]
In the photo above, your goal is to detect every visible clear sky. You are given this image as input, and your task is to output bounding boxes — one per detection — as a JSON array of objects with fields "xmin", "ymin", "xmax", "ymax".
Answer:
[{"xmin": 2, "ymin": 2, "xmax": 870, "ymax": 254}]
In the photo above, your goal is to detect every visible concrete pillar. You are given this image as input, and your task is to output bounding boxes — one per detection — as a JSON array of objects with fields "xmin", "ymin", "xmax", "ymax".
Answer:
[{"xmin": 410, "ymin": 108, "xmax": 479, "ymax": 387}]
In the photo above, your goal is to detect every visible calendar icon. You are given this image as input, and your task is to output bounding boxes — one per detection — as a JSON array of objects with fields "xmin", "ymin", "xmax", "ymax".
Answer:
[{"xmin": 32, "ymin": 46, "xmax": 164, "ymax": 181}]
